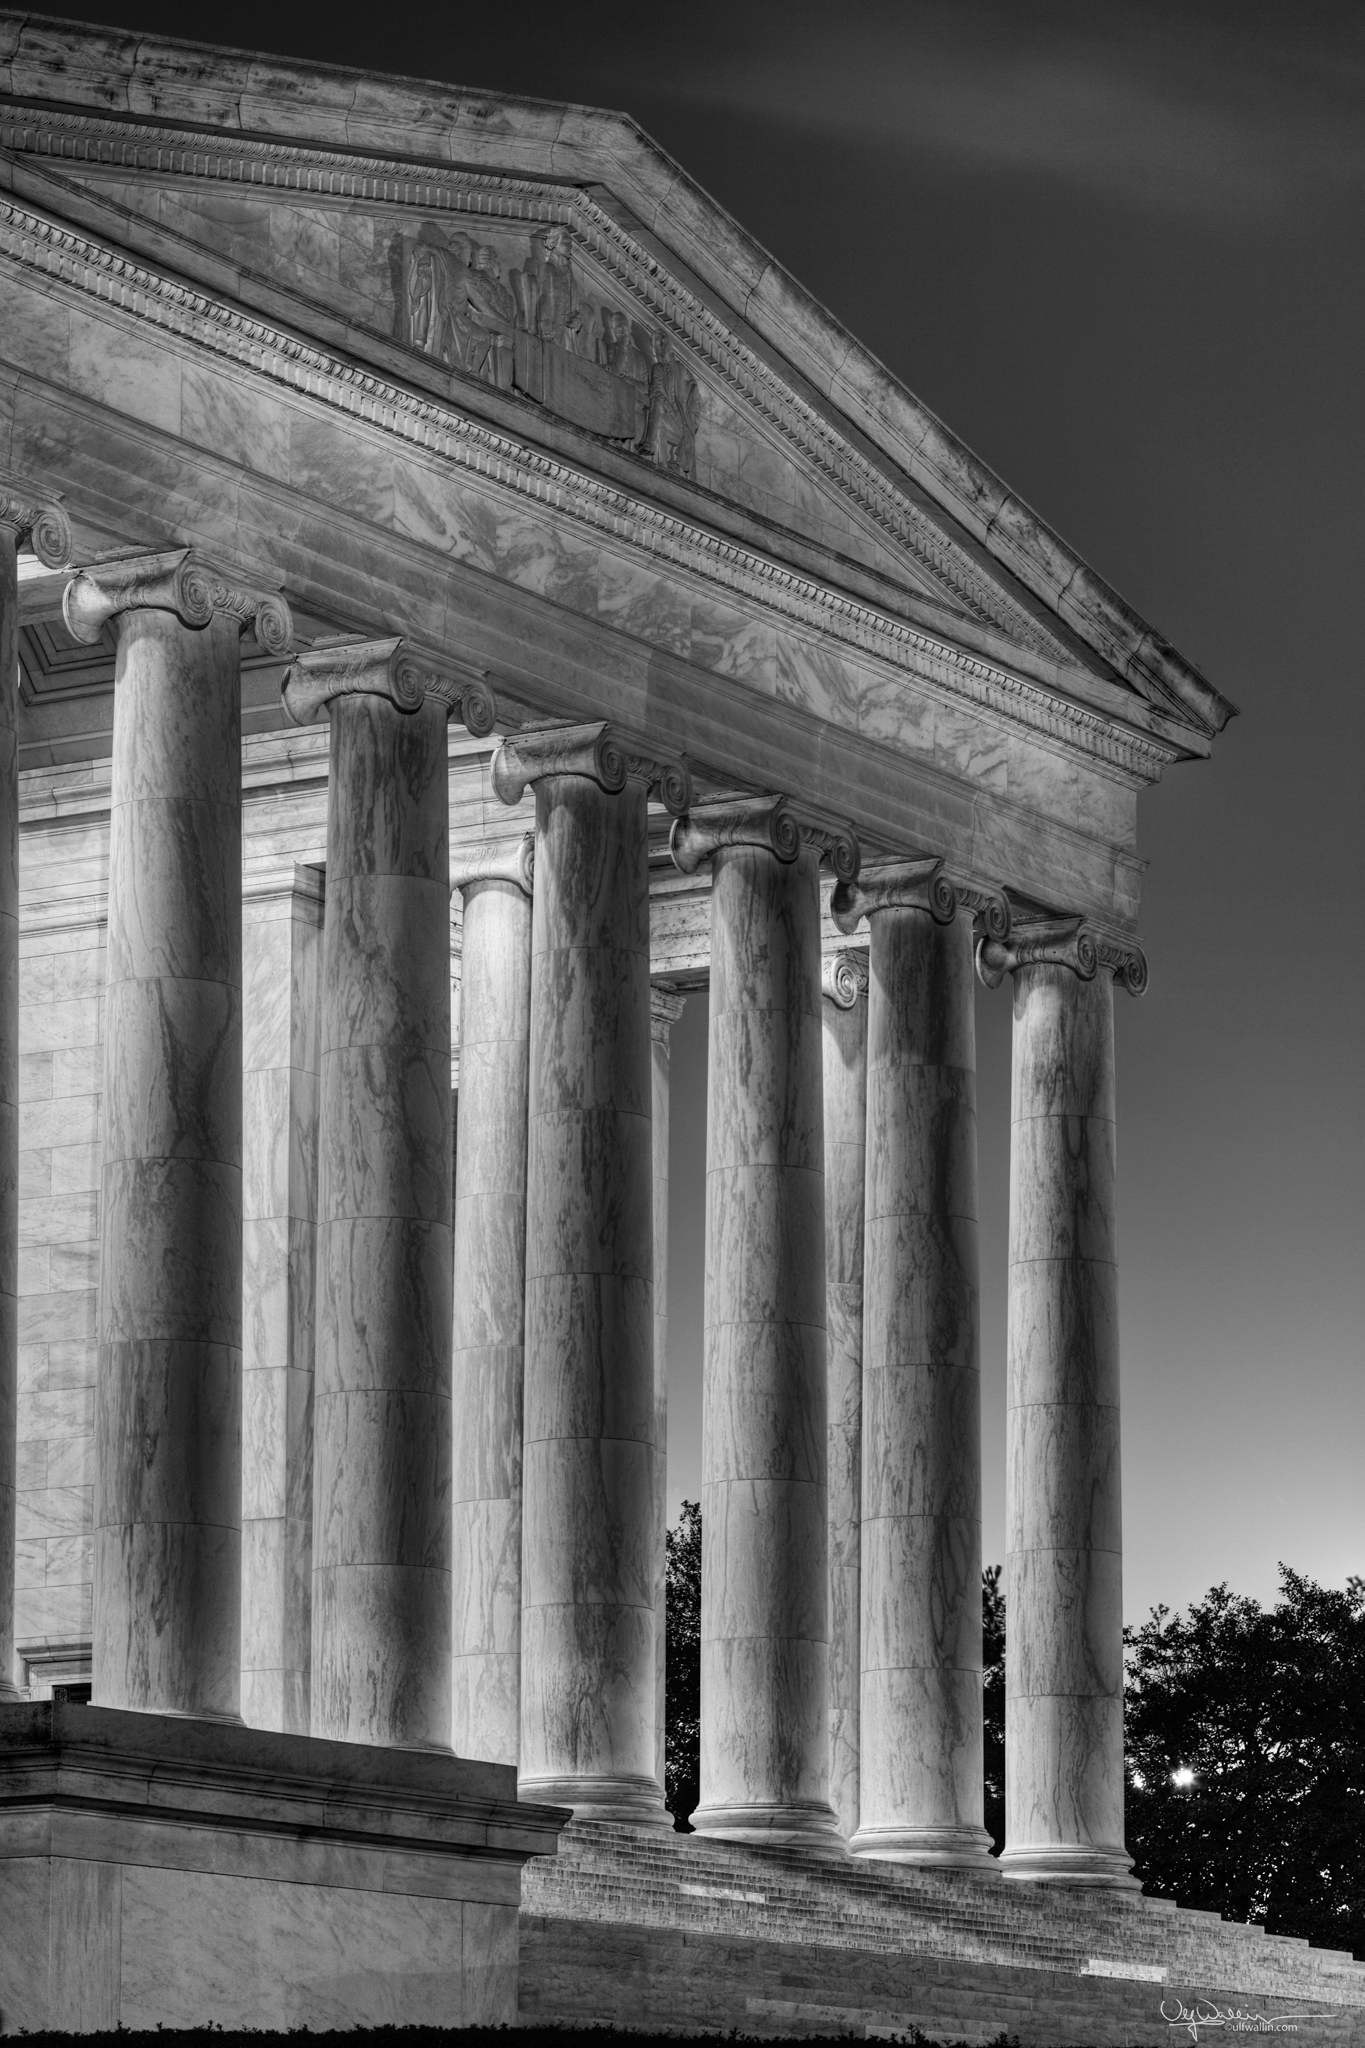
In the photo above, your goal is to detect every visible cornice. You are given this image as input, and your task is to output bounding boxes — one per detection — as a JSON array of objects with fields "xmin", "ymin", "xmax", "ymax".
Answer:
[
  {"xmin": 0, "ymin": 187, "xmax": 1178, "ymax": 786},
  {"xmin": 0, "ymin": 105, "xmax": 1077, "ymax": 664}
]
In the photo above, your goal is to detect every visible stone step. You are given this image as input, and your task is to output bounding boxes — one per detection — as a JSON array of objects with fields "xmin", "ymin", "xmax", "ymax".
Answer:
[{"xmin": 520, "ymin": 1819, "xmax": 1365, "ymax": 2022}]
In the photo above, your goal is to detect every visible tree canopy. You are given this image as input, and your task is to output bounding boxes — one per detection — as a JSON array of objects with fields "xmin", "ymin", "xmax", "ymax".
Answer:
[
  {"xmin": 1124, "ymin": 1567, "xmax": 1365, "ymax": 1952},
  {"xmin": 665, "ymin": 1498, "xmax": 702, "ymax": 1828},
  {"xmin": 664, "ymin": 1509, "xmax": 1365, "ymax": 1955}
]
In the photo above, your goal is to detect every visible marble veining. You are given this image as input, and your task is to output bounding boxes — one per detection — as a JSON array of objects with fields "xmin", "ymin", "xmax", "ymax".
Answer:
[
  {"xmin": 95, "ymin": 606, "xmax": 244, "ymax": 1722},
  {"xmin": 853, "ymin": 906, "xmax": 992, "ymax": 1869},
  {"xmin": 312, "ymin": 693, "xmax": 452, "ymax": 1752},
  {"xmin": 517, "ymin": 766, "xmax": 664, "ymax": 1822},
  {"xmin": 1003, "ymin": 962, "xmax": 1133, "ymax": 1888},
  {"xmin": 452, "ymin": 867, "xmax": 532, "ymax": 1766},
  {"xmin": 693, "ymin": 837, "xmax": 841, "ymax": 1850},
  {"xmin": 240, "ymin": 874, "xmax": 321, "ymax": 1736},
  {"xmin": 822, "ymin": 985, "xmax": 866, "ymax": 1841}
]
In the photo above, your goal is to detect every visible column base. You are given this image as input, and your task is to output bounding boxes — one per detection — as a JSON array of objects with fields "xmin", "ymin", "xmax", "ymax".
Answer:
[
  {"xmin": 998, "ymin": 1840, "xmax": 1140, "ymax": 1888},
  {"xmin": 691, "ymin": 1800, "xmax": 847, "ymax": 1856},
  {"xmin": 518, "ymin": 1772, "xmax": 671, "ymax": 1827},
  {"xmin": 850, "ymin": 1822, "xmax": 1000, "ymax": 1872}
]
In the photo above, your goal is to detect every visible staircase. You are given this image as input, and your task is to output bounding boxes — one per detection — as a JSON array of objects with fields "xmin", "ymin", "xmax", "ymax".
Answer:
[{"xmin": 520, "ymin": 1822, "xmax": 1365, "ymax": 2042}]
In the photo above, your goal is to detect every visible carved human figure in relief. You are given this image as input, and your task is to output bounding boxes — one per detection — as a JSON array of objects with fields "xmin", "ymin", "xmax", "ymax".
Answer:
[
  {"xmin": 511, "ymin": 224, "xmax": 587, "ymax": 353},
  {"xmin": 640, "ymin": 329, "xmax": 701, "ymax": 478},
  {"xmin": 406, "ymin": 229, "xmax": 515, "ymax": 387},
  {"xmin": 462, "ymin": 244, "xmax": 517, "ymax": 388},
  {"xmin": 599, "ymin": 307, "xmax": 651, "ymax": 388}
]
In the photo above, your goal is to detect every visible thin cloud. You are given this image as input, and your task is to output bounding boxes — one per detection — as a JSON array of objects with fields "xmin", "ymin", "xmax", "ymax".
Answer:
[{"xmin": 609, "ymin": 1, "xmax": 1365, "ymax": 223}]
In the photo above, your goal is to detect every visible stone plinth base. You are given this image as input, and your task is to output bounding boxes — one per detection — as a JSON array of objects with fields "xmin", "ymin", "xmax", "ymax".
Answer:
[
  {"xmin": 521, "ymin": 1821, "xmax": 1365, "ymax": 2044},
  {"xmin": 0, "ymin": 1702, "xmax": 567, "ymax": 2034}
]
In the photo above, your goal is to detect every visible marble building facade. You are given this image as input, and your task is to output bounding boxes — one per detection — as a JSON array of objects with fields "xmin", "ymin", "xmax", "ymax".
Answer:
[{"xmin": 0, "ymin": 11, "xmax": 1241, "ymax": 2030}]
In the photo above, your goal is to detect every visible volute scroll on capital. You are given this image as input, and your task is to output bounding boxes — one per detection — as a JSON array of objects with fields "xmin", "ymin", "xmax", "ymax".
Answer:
[
  {"xmin": 650, "ymin": 986, "xmax": 687, "ymax": 1042},
  {"xmin": 976, "ymin": 916, "xmax": 1148, "ymax": 997},
  {"xmin": 0, "ymin": 474, "xmax": 72, "ymax": 570},
  {"xmin": 821, "ymin": 949, "xmax": 869, "ymax": 1011},
  {"xmin": 282, "ymin": 636, "xmax": 419, "ymax": 725},
  {"xmin": 831, "ymin": 856, "xmax": 956, "ymax": 933},
  {"xmin": 669, "ymin": 794, "xmax": 860, "ymax": 883},
  {"xmin": 491, "ymin": 719, "xmax": 692, "ymax": 815},
  {"xmin": 450, "ymin": 832, "xmax": 535, "ymax": 900},
  {"xmin": 63, "ymin": 548, "xmax": 293, "ymax": 655}
]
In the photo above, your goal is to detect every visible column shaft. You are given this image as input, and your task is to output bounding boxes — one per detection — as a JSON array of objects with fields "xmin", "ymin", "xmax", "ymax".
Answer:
[
  {"xmin": 822, "ymin": 970, "xmax": 866, "ymax": 1841},
  {"xmin": 94, "ymin": 609, "xmax": 244, "ymax": 1718},
  {"xmin": 0, "ymin": 529, "xmax": 19, "ymax": 1698},
  {"xmin": 312, "ymin": 694, "xmax": 452, "ymax": 1748},
  {"xmin": 651, "ymin": 990, "xmax": 684, "ymax": 1795},
  {"xmin": 1003, "ymin": 962, "xmax": 1133, "ymax": 1885},
  {"xmin": 695, "ymin": 843, "xmax": 840, "ymax": 1848},
  {"xmin": 854, "ymin": 907, "xmax": 992, "ymax": 1866},
  {"xmin": 240, "ymin": 865, "xmax": 323, "ymax": 1733},
  {"xmin": 519, "ymin": 772, "xmax": 664, "ymax": 1820},
  {"xmin": 451, "ymin": 871, "xmax": 532, "ymax": 1763}
]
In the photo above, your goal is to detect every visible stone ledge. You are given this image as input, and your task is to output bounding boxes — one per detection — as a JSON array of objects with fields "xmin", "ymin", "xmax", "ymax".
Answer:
[
  {"xmin": 0, "ymin": 1701, "xmax": 567, "ymax": 1861},
  {"xmin": 0, "ymin": 1704, "xmax": 569, "ymax": 2033}
]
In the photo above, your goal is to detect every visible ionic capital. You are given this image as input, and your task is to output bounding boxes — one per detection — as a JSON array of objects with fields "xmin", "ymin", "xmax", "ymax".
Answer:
[
  {"xmin": 450, "ymin": 833, "xmax": 534, "ymax": 899},
  {"xmin": 821, "ymin": 949, "xmax": 868, "ymax": 1010},
  {"xmin": 951, "ymin": 878, "xmax": 1011, "ymax": 943},
  {"xmin": 670, "ymin": 795, "xmax": 859, "ymax": 882},
  {"xmin": 831, "ymin": 857, "xmax": 955, "ymax": 932},
  {"xmin": 394, "ymin": 652, "xmax": 497, "ymax": 737},
  {"xmin": 64, "ymin": 548, "xmax": 293, "ymax": 653},
  {"xmin": 976, "ymin": 916, "xmax": 1147, "ymax": 997},
  {"xmin": 491, "ymin": 720, "xmax": 691, "ymax": 814},
  {"xmin": 282, "ymin": 636, "xmax": 422, "ymax": 725},
  {"xmin": 1093, "ymin": 931, "xmax": 1149, "ymax": 997},
  {"xmin": 0, "ymin": 474, "xmax": 72, "ymax": 567},
  {"xmin": 650, "ymin": 987, "xmax": 687, "ymax": 1043}
]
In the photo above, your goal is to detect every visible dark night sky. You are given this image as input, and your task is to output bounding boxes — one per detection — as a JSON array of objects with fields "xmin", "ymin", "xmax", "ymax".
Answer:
[{"xmin": 34, "ymin": 0, "xmax": 1365, "ymax": 1622}]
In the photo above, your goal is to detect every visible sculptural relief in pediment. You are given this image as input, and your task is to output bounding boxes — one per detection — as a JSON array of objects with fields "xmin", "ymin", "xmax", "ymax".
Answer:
[
  {"xmin": 27, "ymin": 156, "xmax": 1062, "ymax": 645},
  {"xmin": 396, "ymin": 219, "xmax": 700, "ymax": 477}
]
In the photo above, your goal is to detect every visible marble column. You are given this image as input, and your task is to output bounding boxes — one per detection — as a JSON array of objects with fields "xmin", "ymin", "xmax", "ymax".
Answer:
[
  {"xmin": 833, "ymin": 860, "xmax": 995, "ymax": 1868},
  {"xmin": 493, "ymin": 721, "xmax": 688, "ymax": 1821},
  {"xmin": 651, "ymin": 986, "xmax": 686, "ymax": 1794},
  {"xmin": 0, "ymin": 480, "xmax": 70, "ymax": 1700},
  {"xmin": 821, "ymin": 950, "xmax": 867, "ymax": 1843},
  {"xmin": 671, "ymin": 795, "xmax": 857, "ymax": 1850},
  {"xmin": 450, "ymin": 833, "xmax": 534, "ymax": 1766},
  {"xmin": 283, "ymin": 637, "xmax": 453, "ymax": 1750},
  {"xmin": 63, "ymin": 548, "xmax": 292, "ymax": 1718},
  {"xmin": 240, "ymin": 863, "xmax": 324, "ymax": 1734},
  {"xmin": 978, "ymin": 916, "xmax": 1145, "ymax": 1886}
]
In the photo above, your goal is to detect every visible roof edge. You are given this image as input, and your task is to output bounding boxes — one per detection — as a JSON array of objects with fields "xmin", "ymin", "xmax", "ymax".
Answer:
[{"xmin": 0, "ymin": 8, "xmax": 1237, "ymax": 739}]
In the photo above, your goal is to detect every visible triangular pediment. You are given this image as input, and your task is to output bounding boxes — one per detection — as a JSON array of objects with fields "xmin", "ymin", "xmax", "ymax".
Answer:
[
  {"xmin": 0, "ymin": 13, "xmax": 1236, "ymax": 759},
  {"xmin": 17, "ymin": 147, "xmax": 1060, "ymax": 660}
]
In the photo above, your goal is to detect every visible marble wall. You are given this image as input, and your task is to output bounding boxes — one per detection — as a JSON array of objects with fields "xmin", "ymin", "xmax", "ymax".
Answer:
[{"xmin": 13, "ymin": 765, "xmax": 107, "ymax": 1692}]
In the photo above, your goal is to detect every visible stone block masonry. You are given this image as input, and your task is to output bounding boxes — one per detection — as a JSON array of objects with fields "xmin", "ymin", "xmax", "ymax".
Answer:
[
  {"xmin": 0, "ymin": 1700, "xmax": 566, "ymax": 2033},
  {"xmin": 520, "ymin": 1822, "xmax": 1365, "ymax": 2043}
]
